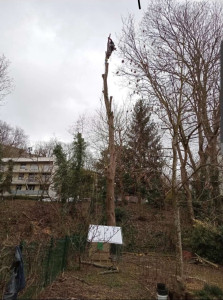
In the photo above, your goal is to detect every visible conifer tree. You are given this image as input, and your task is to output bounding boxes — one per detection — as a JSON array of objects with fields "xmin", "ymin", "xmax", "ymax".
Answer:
[
  {"xmin": 126, "ymin": 99, "xmax": 163, "ymax": 204},
  {"xmin": 69, "ymin": 132, "xmax": 87, "ymax": 200},
  {"xmin": 53, "ymin": 144, "xmax": 69, "ymax": 203},
  {"xmin": 71, "ymin": 133, "xmax": 87, "ymax": 172}
]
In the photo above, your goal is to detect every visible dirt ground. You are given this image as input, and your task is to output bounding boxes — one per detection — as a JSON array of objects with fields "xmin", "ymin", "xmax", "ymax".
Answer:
[
  {"xmin": 38, "ymin": 253, "xmax": 223, "ymax": 300},
  {"xmin": 0, "ymin": 199, "xmax": 80, "ymax": 245},
  {"xmin": 1, "ymin": 199, "xmax": 223, "ymax": 299},
  {"xmin": 38, "ymin": 257, "xmax": 152, "ymax": 300}
]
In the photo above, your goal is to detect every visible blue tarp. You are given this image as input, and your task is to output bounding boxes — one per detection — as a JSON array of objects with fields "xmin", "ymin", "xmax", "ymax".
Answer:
[{"xmin": 3, "ymin": 246, "xmax": 25, "ymax": 300}]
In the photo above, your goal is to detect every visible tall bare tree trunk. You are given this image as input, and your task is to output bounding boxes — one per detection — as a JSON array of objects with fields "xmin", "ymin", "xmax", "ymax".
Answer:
[
  {"xmin": 172, "ymin": 131, "xmax": 185, "ymax": 294},
  {"xmin": 177, "ymin": 143, "xmax": 195, "ymax": 223},
  {"xmin": 102, "ymin": 50, "xmax": 116, "ymax": 226}
]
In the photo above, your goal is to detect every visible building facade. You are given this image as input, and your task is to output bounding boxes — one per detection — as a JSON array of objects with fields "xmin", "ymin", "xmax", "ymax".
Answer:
[{"xmin": 1, "ymin": 157, "xmax": 55, "ymax": 198}]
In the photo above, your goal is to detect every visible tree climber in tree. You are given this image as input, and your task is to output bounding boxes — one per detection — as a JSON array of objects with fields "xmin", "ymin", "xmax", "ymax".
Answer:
[{"xmin": 106, "ymin": 35, "xmax": 116, "ymax": 60}]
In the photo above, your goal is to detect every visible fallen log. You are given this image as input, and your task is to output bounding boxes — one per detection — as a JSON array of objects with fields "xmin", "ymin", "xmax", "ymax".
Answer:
[
  {"xmin": 122, "ymin": 251, "xmax": 175, "ymax": 257},
  {"xmin": 186, "ymin": 276, "xmax": 207, "ymax": 284},
  {"xmin": 74, "ymin": 276, "xmax": 91, "ymax": 285},
  {"xmin": 99, "ymin": 268, "xmax": 119, "ymax": 275},
  {"xmin": 81, "ymin": 260, "xmax": 114, "ymax": 269},
  {"xmin": 194, "ymin": 253, "xmax": 219, "ymax": 268}
]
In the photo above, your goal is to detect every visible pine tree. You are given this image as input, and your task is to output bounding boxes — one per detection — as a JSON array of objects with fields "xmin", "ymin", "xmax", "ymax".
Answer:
[{"xmin": 126, "ymin": 99, "xmax": 163, "ymax": 204}]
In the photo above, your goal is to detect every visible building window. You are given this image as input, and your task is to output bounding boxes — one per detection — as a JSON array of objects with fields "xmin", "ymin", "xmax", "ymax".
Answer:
[
  {"xmin": 42, "ymin": 173, "xmax": 50, "ymax": 182},
  {"xmin": 16, "ymin": 185, "xmax": 22, "ymax": 190},
  {"xmin": 20, "ymin": 163, "xmax": 26, "ymax": 170},
  {"xmin": 30, "ymin": 164, "xmax": 38, "ymax": 171},
  {"xmin": 28, "ymin": 173, "xmax": 35, "ymax": 182},
  {"xmin": 27, "ymin": 185, "xmax": 35, "ymax": 190},
  {"xmin": 18, "ymin": 173, "xmax": 24, "ymax": 180},
  {"xmin": 43, "ymin": 164, "xmax": 51, "ymax": 172}
]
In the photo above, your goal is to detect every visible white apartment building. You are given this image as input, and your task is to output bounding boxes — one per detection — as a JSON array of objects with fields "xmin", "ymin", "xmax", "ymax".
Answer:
[{"xmin": 1, "ymin": 157, "xmax": 55, "ymax": 198}]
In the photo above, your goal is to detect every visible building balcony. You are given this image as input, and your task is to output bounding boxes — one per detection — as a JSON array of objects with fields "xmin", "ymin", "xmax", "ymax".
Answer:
[
  {"xmin": 11, "ymin": 180, "xmax": 39, "ymax": 185},
  {"xmin": 11, "ymin": 190, "xmax": 48, "ymax": 196},
  {"xmin": 12, "ymin": 168, "xmax": 52, "ymax": 173}
]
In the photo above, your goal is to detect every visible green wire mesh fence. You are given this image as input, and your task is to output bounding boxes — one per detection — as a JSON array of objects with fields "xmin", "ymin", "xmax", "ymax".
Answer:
[{"xmin": 0, "ymin": 234, "xmax": 85, "ymax": 299}]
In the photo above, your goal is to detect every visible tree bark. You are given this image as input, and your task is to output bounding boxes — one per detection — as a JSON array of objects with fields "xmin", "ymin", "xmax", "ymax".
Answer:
[
  {"xmin": 172, "ymin": 131, "xmax": 185, "ymax": 293},
  {"xmin": 177, "ymin": 143, "xmax": 195, "ymax": 223},
  {"xmin": 102, "ymin": 52, "xmax": 116, "ymax": 226}
]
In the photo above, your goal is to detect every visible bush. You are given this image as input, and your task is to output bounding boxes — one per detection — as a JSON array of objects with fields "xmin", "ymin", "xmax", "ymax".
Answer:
[
  {"xmin": 115, "ymin": 207, "xmax": 128, "ymax": 223},
  {"xmin": 122, "ymin": 223, "xmax": 138, "ymax": 252},
  {"xmin": 70, "ymin": 232, "xmax": 87, "ymax": 254},
  {"xmin": 146, "ymin": 189, "xmax": 164, "ymax": 208},
  {"xmin": 195, "ymin": 284, "xmax": 223, "ymax": 300},
  {"xmin": 189, "ymin": 221, "xmax": 223, "ymax": 264}
]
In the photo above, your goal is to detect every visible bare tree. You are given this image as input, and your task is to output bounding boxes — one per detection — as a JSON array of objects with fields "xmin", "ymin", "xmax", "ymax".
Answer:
[
  {"xmin": 0, "ymin": 121, "xmax": 28, "ymax": 157},
  {"xmin": 117, "ymin": 0, "xmax": 223, "ymax": 293},
  {"xmin": 118, "ymin": 0, "xmax": 223, "ymax": 218},
  {"xmin": 69, "ymin": 114, "xmax": 86, "ymax": 136},
  {"xmin": 0, "ymin": 55, "xmax": 12, "ymax": 102},
  {"xmin": 102, "ymin": 36, "xmax": 117, "ymax": 226},
  {"xmin": 33, "ymin": 139, "xmax": 58, "ymax": 157},
  {"xmin": 116, "ymin": 0, "xmax": 223, "ymax": 292}
]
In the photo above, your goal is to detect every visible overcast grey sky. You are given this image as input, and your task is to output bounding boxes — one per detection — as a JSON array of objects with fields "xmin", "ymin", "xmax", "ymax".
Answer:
[{"xmin": 0, "ymin": 0, "xmax": 147, "ymax": 146}]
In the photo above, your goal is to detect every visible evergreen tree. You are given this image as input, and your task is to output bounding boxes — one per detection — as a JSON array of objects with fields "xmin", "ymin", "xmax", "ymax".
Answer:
[
  {"xmin": 53, "ymin": 135, "xmax": 94, "ymax": 203},
  {"xmin": 69, "ymin": 132, "xmax": 87, "ymax": 200},
  {"xmin": 53, "ymin": 144, "xmax": 69, "ymax": 203},
  {"xmin": 126, "ymin": 99, "xmax": 163, "ymax": 204},
  {"xmin": 71, "ymin": 133, "xmax": 87, "ymax": 171}
]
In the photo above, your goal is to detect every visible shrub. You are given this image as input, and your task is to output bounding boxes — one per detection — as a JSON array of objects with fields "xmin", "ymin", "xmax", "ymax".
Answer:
[
  {"xmin": 146, "ymin": 189, "xmax": 164, "ymax": 208},
  {"xmin": 70, "ymin": 232, "xmax": 87, "ymax": 254},
  {"xmin": 189, "ymin": 220, "xmax": 223, "ymax": 264},
  {"xmin": 195, "ymin": 284, "xmax": 223, "ymax": 300},
  {"xmin": 115, "ymin": 207, "xmax": 128, "ymax": 223},
  {"xmin": 122, "ymin": 223, "xmax": 138, "ymax": 252}
]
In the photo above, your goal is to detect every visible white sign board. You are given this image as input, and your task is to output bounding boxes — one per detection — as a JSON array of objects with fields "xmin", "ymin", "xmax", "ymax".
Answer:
[{"xmin": 87, "ymin": 224, "xmax": 123, "ymax": 245}]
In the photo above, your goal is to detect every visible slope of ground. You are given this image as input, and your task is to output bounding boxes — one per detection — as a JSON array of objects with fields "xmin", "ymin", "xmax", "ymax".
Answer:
[
  {"xmin": 0, "ymin": 199, "xmax": 89, "ymax": 245},
  {"xmin": 0, "ymin": 199, "xmax": 223, "ymax": 300}
]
